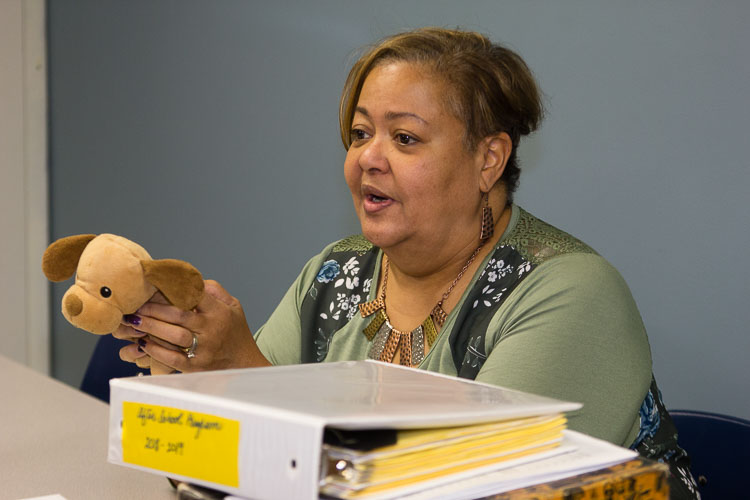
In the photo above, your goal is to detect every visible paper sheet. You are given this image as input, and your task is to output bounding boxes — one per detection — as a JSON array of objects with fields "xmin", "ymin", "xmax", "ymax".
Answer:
[{"xmin": 396, "ymin": 430, "xmax": 638, "ymax": 500}]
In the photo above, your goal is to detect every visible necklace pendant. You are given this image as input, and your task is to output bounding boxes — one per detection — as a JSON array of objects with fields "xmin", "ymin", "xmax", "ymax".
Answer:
[
  {"xmin": 359, "ymin": 296, "xmax": 384, "ymax": 317},
  {"xmin": 430, "ymin": 303, "xmax": 448, "ymax": 328},
  {"xmin": 367, "ymin": 318, "xmax": 426, "ymax": 366},
  {"xmin": 422, "ymin": 316, "xmax": 438, "ymax": 347},
  {"xmin": 399, "ymin": 330, "xmax": 413, "ymax": 366},
  {"xmin": 410, "ymin": 325, "xmax": 425, "ymax": 365},
  {"xmin": 380, "ymin": 326, "xmax": 402, "ymax": 363},
  {"xmin": 368, "ymin": 319, "xmax": 392, "ymax": 361},
  {"xmin": 363, "ymin": 309, "xmax": 387, "ymax": 341}
]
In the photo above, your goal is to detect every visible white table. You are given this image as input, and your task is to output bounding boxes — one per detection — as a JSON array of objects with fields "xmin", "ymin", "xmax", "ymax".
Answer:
[{"xmin": 0, "ymin": 354, "xmax": 174, "ymax": 499}]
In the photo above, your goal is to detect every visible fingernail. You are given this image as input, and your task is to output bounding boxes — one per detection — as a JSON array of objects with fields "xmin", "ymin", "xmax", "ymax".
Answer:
[
  {"xmin": 124, "ymin": 314, "xmax": 142, "ymax": 326},
  {"xmin": 137, "ymin": 338, "xmax": 147, "ymax": 352}
]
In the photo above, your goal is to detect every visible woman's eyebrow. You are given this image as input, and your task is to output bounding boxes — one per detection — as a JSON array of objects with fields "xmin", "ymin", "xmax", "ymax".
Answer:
[
  {"xmin": 354, "ymin": 106, "xmax": 428, "ymax": 125},
  {"xmin": 386, "ymin": 110, "xmax": 428, "ymax": 125}
]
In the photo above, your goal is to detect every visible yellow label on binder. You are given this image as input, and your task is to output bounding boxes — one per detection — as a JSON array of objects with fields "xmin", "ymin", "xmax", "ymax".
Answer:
[{"xmin": 121, "ymin": 402, "xmax": 239, "ymax": 487}]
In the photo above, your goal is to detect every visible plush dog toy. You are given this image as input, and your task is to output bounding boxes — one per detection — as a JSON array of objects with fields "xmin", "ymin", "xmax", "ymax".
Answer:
[{"xmin": 42, "ymin": 234, "xmax": 204, "ymax": 372}]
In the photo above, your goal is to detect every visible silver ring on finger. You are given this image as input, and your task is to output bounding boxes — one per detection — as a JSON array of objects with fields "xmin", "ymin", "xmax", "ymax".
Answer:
[{"xmin": 182, "ymin": 332, "xmax": 198, "ymax": 359}]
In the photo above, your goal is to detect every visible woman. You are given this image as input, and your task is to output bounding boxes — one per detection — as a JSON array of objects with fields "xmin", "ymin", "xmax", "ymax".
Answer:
[{"xmin": 116, "ymin": 28, "xmax": 698, "ymax": 499}]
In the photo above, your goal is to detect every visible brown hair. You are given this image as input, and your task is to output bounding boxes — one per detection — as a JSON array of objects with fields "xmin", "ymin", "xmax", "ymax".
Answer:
[{"xmin": 339, "ymin": 27, "xmax": 544, "ymax": 202}]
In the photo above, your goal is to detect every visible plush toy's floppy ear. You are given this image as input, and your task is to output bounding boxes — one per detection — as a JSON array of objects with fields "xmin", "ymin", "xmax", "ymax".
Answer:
[
  {"xmin": 42, "ymin": 234, "xmax": 97, "ymax": 282},
  {"xmin": 141, "ymin": 259, "xmax": 204, "ymax": 310}
]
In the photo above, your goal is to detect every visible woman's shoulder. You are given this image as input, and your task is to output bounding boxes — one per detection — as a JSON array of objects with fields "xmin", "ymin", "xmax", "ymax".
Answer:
[
  {"xmin": 503, "ymin": 206, "xmax": 598, "ymax": 266},
  {"xmin": 485, "ymin": 206, "xmax": 636, "ymax": 323},
  {"xmin": 491, "ymin": 209, "xmax": 640, "ymax": 334},
  {"xmin": 499, "ymin": 206, "xmax": 631, "ymax": 300}
]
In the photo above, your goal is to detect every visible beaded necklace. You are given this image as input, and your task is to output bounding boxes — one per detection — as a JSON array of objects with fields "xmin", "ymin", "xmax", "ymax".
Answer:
[{"xmin": 358, "ymin": 243, "xmax": 484, "ymax": 366}]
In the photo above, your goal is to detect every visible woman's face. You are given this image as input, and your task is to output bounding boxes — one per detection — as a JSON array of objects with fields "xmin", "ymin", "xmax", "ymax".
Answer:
[{"xmin": 345, "ymin": 62, "xmax": 484, "ymax": 254}]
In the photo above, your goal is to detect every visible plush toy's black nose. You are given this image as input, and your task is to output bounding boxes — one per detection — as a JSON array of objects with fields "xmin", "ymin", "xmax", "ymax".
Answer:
[{"xmin": 64, "ymin": 294, "xmax": 83, "ymax": 317}]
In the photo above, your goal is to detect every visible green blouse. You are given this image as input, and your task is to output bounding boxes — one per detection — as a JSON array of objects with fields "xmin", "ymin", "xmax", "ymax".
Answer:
[{"xmin": 254, "ymin": 205, "xmax": 698, "ymax": 499}]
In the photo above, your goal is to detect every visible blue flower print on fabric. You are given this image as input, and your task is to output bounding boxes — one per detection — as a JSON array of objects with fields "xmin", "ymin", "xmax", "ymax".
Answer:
[
  {"xmin": 316, "ymin": 260, "xmax": 341, "ymax": 283},
  {"xmin": 631, "ymin": 389, "xmax": 661, "ymax": 448}
]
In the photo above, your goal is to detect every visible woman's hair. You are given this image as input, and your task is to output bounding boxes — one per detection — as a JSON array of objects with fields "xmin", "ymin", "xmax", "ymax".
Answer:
[{"xmin": 339, "ymin": 27, "xmax": 544, "ymax": 202}]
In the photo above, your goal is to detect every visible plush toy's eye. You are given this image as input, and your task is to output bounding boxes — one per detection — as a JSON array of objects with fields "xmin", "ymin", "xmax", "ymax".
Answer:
[{"xmin": 100, "ymin": 286, "xmax": 112, "ymax": 298}]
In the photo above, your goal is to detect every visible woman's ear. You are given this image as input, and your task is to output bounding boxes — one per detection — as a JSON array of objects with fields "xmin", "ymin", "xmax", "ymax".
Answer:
[
  {"xmin": 42, "ymin": 234, "xmax": 97, "ymax": 282},
  {"xmin": 141, "ymin": 259, "xmax": 205, "ymax": 310},
  {"xmin": 478, "ymin": 132, "xmax": 513, "ymax": 193}
]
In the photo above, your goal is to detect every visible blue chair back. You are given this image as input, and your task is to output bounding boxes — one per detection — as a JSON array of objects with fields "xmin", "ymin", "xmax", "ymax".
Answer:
[
  {"xmin": 670, "ymin": 409, "xmax": 750, "ymax": 499},
  {"xmin": 80, "ymin": 334, "xmax": 149, "ymax": 402}
]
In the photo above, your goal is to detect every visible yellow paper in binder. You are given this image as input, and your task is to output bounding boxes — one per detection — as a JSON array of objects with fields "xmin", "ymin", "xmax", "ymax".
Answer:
[
  {"xmin": 334, "ymin": 442, "xmax": 562, "ymax": 499},
  {"xmin": 329, "ymin": 414, "xmax": 565, "ymax": 462},
  {"xmin": 321, "ymin": 414, "xmax": 567, "ymax": 497},
  {"xmin": 350, "ymin": 419, "xmax": 565, "ymax": 479}
]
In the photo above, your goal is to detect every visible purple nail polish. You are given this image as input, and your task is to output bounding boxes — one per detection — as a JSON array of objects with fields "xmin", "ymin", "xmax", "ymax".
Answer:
[
  {"xmin": 137, "ymin": 338, "xmax": 147, "ymax": 349},
  {"xmin": 124, "ymin": 314, "xmax": 142, "ymax": 326}
]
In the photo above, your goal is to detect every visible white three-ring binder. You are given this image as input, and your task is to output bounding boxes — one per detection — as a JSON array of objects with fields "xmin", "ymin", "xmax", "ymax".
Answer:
[{"xmin": 108, "ymin": 360, "xmax": 581, "ymax": 500}]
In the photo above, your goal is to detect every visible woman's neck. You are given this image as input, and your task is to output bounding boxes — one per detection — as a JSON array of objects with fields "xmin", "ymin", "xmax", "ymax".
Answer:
[{"xmin": 382, "ymin": 203, "xmax": 512, "ymax": 331}]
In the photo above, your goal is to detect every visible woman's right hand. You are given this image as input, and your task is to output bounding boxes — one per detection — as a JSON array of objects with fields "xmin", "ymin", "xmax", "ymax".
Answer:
[{"xmin": 114, "ymin": 279, "xmax": 271, "ymax": 374}]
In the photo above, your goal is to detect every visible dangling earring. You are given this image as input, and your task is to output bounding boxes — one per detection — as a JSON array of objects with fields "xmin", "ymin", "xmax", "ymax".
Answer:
[{"xmin": 480, "ymin": 192, "xmax": 494, "ymax": 242}]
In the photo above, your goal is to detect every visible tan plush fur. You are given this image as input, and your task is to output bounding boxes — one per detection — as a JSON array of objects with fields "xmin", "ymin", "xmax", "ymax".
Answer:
[
  {"xmin": 42, "ymin": 234, "xmax": 205, "ymax": 372},
  {"xmin": 42, "ymin": 234, "xmax": 97, "ymax": 282},
  {"xmin": 141, "ymin": 259, "xmax": 204, "ymax": 311}
]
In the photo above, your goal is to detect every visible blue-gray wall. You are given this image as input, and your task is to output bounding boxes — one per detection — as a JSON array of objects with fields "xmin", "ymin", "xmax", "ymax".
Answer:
[{"xmin": 48, "ymin": 1, "xmax": 750, "ymax": 419}]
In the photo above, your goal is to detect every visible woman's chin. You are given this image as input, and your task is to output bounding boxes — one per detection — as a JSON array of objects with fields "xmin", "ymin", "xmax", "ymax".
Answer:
[{"xmin": 359, "ymin": 226, "xmax": 404, "ymax": 250}]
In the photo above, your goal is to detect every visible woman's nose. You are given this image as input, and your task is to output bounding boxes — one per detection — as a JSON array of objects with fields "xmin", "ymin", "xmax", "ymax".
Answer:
[{"xmin": 358, "ymin": 137, "xmax": 389, "ymax": 172}]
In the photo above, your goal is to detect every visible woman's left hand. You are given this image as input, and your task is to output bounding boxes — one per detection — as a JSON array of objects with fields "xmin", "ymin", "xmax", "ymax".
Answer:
[{"xmin": 117, "ymin": 279, "xmax": 271, "ymax": 373}]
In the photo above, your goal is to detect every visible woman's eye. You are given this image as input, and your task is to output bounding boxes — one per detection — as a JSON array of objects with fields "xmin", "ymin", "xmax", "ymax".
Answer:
[
  {"xmin": 396, "ymin": 133, "xmax": 417, "ymax": 145},
  {"xmin": 351, "ymin": 129, "xmax": 369, "ymax": 141}
]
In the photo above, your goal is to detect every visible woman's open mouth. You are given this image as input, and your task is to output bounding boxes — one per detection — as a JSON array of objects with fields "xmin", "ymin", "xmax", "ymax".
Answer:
[
  {"xmin": 367, "ymin": 193, "xmax": 389, "ymax": 203},
  {"xmin": 362, "ymin": 186, "xmax": 394, "ymax": 213}
]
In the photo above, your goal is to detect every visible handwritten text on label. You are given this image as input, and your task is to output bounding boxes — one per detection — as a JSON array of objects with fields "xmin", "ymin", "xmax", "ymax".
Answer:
[{"xmin": 122, "ymin": 402, "xmax": 239, "ymax": 487}]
